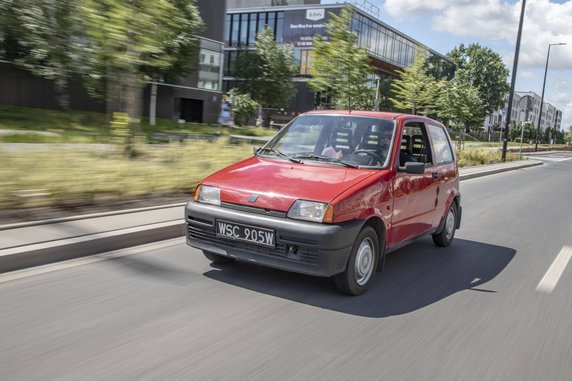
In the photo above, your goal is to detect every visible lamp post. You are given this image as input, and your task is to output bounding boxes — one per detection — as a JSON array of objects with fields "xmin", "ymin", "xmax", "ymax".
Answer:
[
  {"xmin": 501, "ymin": 0, "xmax": 526, "ymax": 162},
  {"xmin": 535, "ymin": 42, "xmax": 567, "ymax": 152}
]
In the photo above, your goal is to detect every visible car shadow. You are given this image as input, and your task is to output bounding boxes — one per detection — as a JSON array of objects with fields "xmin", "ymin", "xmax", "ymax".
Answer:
[{"xmin": 203, "ymin": 238, "xmax": 516, "ymax": 318}]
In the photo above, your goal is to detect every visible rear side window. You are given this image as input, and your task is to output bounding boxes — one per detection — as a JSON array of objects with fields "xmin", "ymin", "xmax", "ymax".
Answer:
[{"xmin": 427, "ymin": 124, "xmax": 454, "ymax": 165}]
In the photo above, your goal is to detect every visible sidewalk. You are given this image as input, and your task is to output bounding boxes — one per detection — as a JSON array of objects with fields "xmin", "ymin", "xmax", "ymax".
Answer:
[{"xmin": 0, "ymin": 159, "xmax": 542, "ymax": 273}]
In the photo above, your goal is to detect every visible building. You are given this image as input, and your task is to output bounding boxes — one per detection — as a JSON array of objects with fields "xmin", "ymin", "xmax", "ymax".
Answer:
[
  {"xmin": 484, "ymin": 91, "xmax": 563, "ymax": 133},
  {"xmin": 0, "ymin": 0, "xmax": 226, "ymax": 124},
  {"xmin": 224, "ymin": 0, "xmax": 454, "ymax": 122},
  {"xmin": 141, "ymin": 0, "xmax": 226, "ymax": 123}
]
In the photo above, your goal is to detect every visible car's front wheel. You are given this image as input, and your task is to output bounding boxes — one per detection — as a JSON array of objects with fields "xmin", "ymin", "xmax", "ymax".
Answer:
[
  {"xmin": 203, "ymin": 250, "xmax": 234, "ymax": 264},
  {"xmin": 334, "ymin": 226, "xmax": 379, "ymax": 296},
  {"xmin": 432, "ymin": 203, "xmax": 457, "ymax": 247}
]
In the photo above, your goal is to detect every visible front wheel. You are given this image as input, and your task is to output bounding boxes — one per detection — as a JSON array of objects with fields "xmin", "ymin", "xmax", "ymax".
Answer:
[
  {"xmin": 334, "ymin": 226, "xmax": 380, "ymax": 296},
  {"xmin": 432, "ymin": 203, "xmax": 457, "ymax": 247},
  {"xmin": 203, "ymin": 250, "xmax": 234, "ymax": 264}
]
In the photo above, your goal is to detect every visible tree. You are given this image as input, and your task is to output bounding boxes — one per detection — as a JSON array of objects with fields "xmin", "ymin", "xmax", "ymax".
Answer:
[
  {"xmin": 0, "ymin": 0, "xmax": 27, "ymax": 61},
  {"xmin": 309, "ymin": 5, "xmax": 374, "ymax": 110},
  {"xmin": 390, "ymin": 49, "xmax": 437, "ymax": 115},
  {"xmin": 7, "ymin": 0, "xmax": 85, "ymax": 110},
  {"xmin": 226, "ymin": 91, "xmax": 258, "ymax": 126},
  {"xmin": 232, "ymin": 27, "xmax": 297, "ymax": 109},
  {"xmin": 448, "ymin": 43, "xmax": 510, "ymax": 120},
  {"xmin": 82, "ymin": 0, "xmax": 202, "ymax": 154},
  {"xmin": 435, "ymin": 69, "xmax": 482, "ymax": 131}
]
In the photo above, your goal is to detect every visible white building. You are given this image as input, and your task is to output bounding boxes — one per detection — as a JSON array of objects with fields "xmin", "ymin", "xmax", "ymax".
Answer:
[{"xmin": 484, "ymin": 91, "xmax": 562, "ymax": 133}]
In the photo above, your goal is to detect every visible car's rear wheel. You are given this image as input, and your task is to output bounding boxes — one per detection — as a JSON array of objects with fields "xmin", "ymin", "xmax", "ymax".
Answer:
[
  {"xmin": 203, "ymin": 250, "xmax": 234, "ymax": 264},
  {"xmin": 432, "ymin": 203, "xmax": 457, "ymax": 247},
  {"xmin": 334, "ymin": 226, "xmax": 379, "ymax": 296}
]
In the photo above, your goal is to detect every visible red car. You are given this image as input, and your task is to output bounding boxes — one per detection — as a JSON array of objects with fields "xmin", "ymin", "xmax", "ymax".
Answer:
[{"xmin": 186, "ymin": 110, "xmax": 461, "ymax": 295}]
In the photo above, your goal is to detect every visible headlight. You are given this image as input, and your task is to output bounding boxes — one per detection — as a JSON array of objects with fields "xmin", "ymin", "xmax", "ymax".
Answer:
[
  {"xmin": 194, "ymin": 185, "xmax": 220, "ymax": 206},
  {"xmin": 287, "ymin": 200, "xmax": 329, "ymax": 222}
]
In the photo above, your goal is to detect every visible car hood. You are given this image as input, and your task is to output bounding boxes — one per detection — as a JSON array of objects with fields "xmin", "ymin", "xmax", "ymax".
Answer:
[{"xmin": 202, "ymin": 156, "xmax": 378, "ymax": 212}]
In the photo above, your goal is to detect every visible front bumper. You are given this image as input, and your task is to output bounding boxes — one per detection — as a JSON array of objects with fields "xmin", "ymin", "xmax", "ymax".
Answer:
[{"xmin": 185, "ymin": 201, "xmax": 363, "ymax": 277}]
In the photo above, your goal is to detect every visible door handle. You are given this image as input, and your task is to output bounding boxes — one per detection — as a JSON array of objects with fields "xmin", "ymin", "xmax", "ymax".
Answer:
[{"xmin": 432, "ymin": 172, "xmax": 439, "ymax": 180}]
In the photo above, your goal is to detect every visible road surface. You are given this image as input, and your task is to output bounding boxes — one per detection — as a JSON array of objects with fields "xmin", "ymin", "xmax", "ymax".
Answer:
[{"xmin": 1, "ymin": 152, "xmax": 571, "ymax": 380}]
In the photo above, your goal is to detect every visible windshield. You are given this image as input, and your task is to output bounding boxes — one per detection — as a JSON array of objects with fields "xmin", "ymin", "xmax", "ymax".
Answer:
[{"xmin": 261, "ymin": 115, "xmax": 396, "ymax": 168}]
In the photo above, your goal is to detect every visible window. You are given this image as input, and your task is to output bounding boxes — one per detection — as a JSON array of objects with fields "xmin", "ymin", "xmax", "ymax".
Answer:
[
  {"xmin": 402, "ymin": 124, "xmax": 432, "ymax": 165},
  {"xmin": 197, "ymin": 49, "xmax": 222, "ymax": 91},
  {"xmin": 428, "ymin": 124, "xmax": 453, "ymax": 164}
]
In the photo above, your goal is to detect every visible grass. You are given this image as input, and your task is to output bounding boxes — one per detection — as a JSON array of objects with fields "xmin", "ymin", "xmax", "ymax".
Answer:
[
  {"xmin": 0, "ymin": 138, "xmax": 253, "ymax": 209},
  {"xmin": 456, "ymin": 148, "xmax": 520, "ymax": 167},
  {"xmin": 0, "ymin": 105, "xmax": 277, "ymax": 143}
]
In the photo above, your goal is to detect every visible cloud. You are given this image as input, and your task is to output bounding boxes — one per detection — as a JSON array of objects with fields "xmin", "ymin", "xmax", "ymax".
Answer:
[
  {"xmin": 550, "ymin": 80, "xmax": 572, "ymax": 129},
  {"xmin": 383, "ymin": 0, "xmax": 572, "ymax": 69},
  {"xmin": 520, "ymin": 70, "xmax": 536, "ymax": 79}
]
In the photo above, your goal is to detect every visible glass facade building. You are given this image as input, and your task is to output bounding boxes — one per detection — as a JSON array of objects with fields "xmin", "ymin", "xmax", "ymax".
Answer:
[{"xmin": 224, "ymin": 3, "xmax": 454, "ymax": 118}]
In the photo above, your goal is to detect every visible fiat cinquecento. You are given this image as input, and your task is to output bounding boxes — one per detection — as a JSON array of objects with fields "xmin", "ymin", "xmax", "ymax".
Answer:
[{"xmin": 186, "ymin": 110, "xmax": 461, "ymax": 295}]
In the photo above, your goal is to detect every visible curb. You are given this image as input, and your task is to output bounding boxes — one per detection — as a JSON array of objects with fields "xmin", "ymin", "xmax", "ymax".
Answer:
[
  {"xmin": 459, "ymin": 160, "xmax": 543, "ymax": 181},
  {"xmin": 0, "ymin": 220, "xmax": 185, "ymax": 274},
  {"xmin": 0, "ymin": 202, "xmax": 187, "ymax": 231},
  {"xmin": 0, "ymin": 160, "xmax": 545, "ymax": 274}
]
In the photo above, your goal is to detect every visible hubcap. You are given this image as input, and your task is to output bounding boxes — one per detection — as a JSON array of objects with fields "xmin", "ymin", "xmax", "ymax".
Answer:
[
  {"xmin": 445, "ymin": 208, "xmax": 455, "ymax": 240},
  {"xmin": 354, "ymin": 237, "xmax": 374, "ymax": 286}
]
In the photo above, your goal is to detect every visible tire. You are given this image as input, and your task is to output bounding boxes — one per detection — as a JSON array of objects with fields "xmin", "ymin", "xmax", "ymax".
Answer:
[
  {"xmin": 432, "ymin": 203, "xmax": 457, "ymax": 247},
  {"xmin": 334, "ymin": 226, "xmax": 380, "ymax": 296},
  {"xmin": 203, "ymin": 250, "xmax": 234, "ymax": 264}
]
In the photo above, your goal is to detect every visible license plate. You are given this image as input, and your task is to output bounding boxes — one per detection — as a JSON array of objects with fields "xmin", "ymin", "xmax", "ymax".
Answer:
[{"xmin": 216, "ymin": 220, "xmax": 275, "ymax": 247}]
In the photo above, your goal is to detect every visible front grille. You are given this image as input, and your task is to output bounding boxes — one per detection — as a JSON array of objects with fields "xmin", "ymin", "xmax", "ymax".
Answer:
[{"xmin": 187, "ymin": 222, "xmax": 319, "ymax": 265}]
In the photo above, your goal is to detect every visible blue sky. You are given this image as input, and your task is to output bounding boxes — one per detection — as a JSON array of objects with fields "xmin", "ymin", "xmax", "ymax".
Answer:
[{"xmin": 327, "ymin": 0, "xmax": 572, "ymax": 129}]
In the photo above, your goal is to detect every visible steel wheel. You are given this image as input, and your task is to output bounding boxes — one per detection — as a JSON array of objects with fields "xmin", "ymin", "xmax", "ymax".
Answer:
[
  {"xmin": 432, "ymin": 203, "xmax": 457, "ymax": 247},
  {"xmin": 354, "ymin": 237, "xmax": 375, "ymax": 286},
  {"xmin": 335, "ymin": 226, "xmax": 380, "ymax": 296}
]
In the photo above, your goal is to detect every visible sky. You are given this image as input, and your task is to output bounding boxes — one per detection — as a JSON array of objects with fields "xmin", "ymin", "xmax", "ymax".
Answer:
[{"xmin": 328, "ymin": 0, "xmax": 572, "ymax": 129}]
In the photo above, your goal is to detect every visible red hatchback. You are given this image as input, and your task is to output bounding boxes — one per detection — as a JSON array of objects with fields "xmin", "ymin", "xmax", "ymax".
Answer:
[{"xmin": 186, "ymin": 110, "xmax": 461, "ymax": 295}]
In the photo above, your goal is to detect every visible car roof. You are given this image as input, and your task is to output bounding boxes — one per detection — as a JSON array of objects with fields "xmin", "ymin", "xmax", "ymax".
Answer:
[{"xmin": 303, "ymin": 110, "xmax": 444, "ymax": 126}]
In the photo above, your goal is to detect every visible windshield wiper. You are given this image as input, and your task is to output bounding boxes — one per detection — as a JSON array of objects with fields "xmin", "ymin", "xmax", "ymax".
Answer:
[
  {"xmin": 292, "ymin": 154, "xmax": 359, "ymax": 168},
  {"xmin": 257, "ymin": 147, "xmax": 302, "ymax": 163}
]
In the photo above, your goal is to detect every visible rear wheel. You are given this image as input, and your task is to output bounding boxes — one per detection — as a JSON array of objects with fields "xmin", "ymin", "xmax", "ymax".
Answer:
[
  {"xmin": 335, "ymin": 226, "xmax": 379, "ymax": 296},
  {"xmin": 432, "ymin": 203, "xmax": 457, "ymax": 247},
  {"xmin": 203, "ymin": 251, "xmax": 234, "ymax": 264}
]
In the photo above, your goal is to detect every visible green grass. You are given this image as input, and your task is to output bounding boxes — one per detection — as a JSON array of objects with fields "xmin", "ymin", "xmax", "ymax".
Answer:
[
  {"xmin": 456, "ymin": 148, "xmax": 520, "ymax": 167},
  {"xmin": 0, "ymin": 105, "xmax": 277, "ymax": 143},
  {"xmin": 0, "ymin": 138, "xmax": 253, "ymax": 209}
]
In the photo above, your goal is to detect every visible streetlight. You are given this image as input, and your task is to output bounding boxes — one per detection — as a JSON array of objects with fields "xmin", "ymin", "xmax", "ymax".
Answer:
[{"xmin": 535, "ymin": 42, "xmax": 567, "ymax": 152}]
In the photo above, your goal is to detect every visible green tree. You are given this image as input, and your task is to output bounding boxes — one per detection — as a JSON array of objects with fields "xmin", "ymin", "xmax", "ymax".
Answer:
[
  {"xmin": 232, "ymin": 27, "xmax": 297, "ymax": 108},
  {"xmin": 0, "ymin": 0, "xmax": 26, "ymax": 61},
  {"xmin": 435, "ymin": 69, "xmax": 482, "ymax": 131},
  {"xmin": 82, "ymin": 0, "xmax": 202, "ymax": 154},
  {"xmin": 309, "ymin": 5, "xmax": 374, "ymax": 110},
  {"xmin": 390, "ymin": 49, "xmax": 437, "ymax": 115},
  {"xmin": 7, "ymin": 0, "xmax": 85, "ymax": 110},
  {"xmin": 226, "ymin": 91, "xmax": 259, "ymax": 126},
  {"xmin": 448, "ymin": 43, "xmax": 510, "ymax": 120}
]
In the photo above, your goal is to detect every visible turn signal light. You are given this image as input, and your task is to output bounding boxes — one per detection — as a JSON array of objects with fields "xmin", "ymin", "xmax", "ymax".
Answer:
[
  {"xmin": 193, "ymin": 184, "xmax": 201, "ymax": 202},
  {"xmin": 322, "ymin": 204, "xmax": 334, "ymax": 223}
]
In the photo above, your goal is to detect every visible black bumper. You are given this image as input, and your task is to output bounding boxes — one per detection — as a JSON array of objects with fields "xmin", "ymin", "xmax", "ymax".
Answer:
[{"xmin": 185, "ymin": 201, "xmax": 363, "ymax": 277}]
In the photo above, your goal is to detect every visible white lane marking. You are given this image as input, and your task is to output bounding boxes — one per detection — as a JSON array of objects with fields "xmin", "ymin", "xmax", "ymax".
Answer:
[
  {"xmin": 536, "ymin": 246, "xmax": 572, "ymax": 293},
  {"xmin": 528, "ymin": 156, "xmax": 572, "ymax": 162},
  {"xmin": 0, "ymin": 238, "xmax": 183, "ymax": 284}
]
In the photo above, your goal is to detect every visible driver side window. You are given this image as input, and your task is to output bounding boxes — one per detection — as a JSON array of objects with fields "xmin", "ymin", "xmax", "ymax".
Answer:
[{"xmin": 401, "ymin": 123, "xmax": 433, "ymax": 166}]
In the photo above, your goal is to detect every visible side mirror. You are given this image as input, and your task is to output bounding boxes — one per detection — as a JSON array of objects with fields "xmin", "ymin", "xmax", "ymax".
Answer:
[
  {"xmin": 398, "ymin": 162, "xmax": 425, "ymax": 174},
  {"xmin": 253, "ymin": 145, "xmax": 261, "ymax": 155}
]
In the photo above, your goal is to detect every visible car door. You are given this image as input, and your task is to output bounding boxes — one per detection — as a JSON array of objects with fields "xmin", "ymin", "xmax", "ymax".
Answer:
[
  {"xmin": 426, "ymin": 123, "xmax": 457, "ymax": 227},
  {"xmin": 389, "ymin": 121, "xmax": 438, "ymax": 245}
]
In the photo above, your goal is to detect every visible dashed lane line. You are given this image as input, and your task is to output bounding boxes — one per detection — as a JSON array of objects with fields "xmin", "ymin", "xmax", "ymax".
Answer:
[{"xmin": 536, "ymin": 246, "xmax": 572, "ymax": 294}]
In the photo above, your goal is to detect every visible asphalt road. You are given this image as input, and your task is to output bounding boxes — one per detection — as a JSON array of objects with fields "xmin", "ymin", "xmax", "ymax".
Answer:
[{"xmin": 1, "ymin": 153, "xmax": 572, "ymax": 380}]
